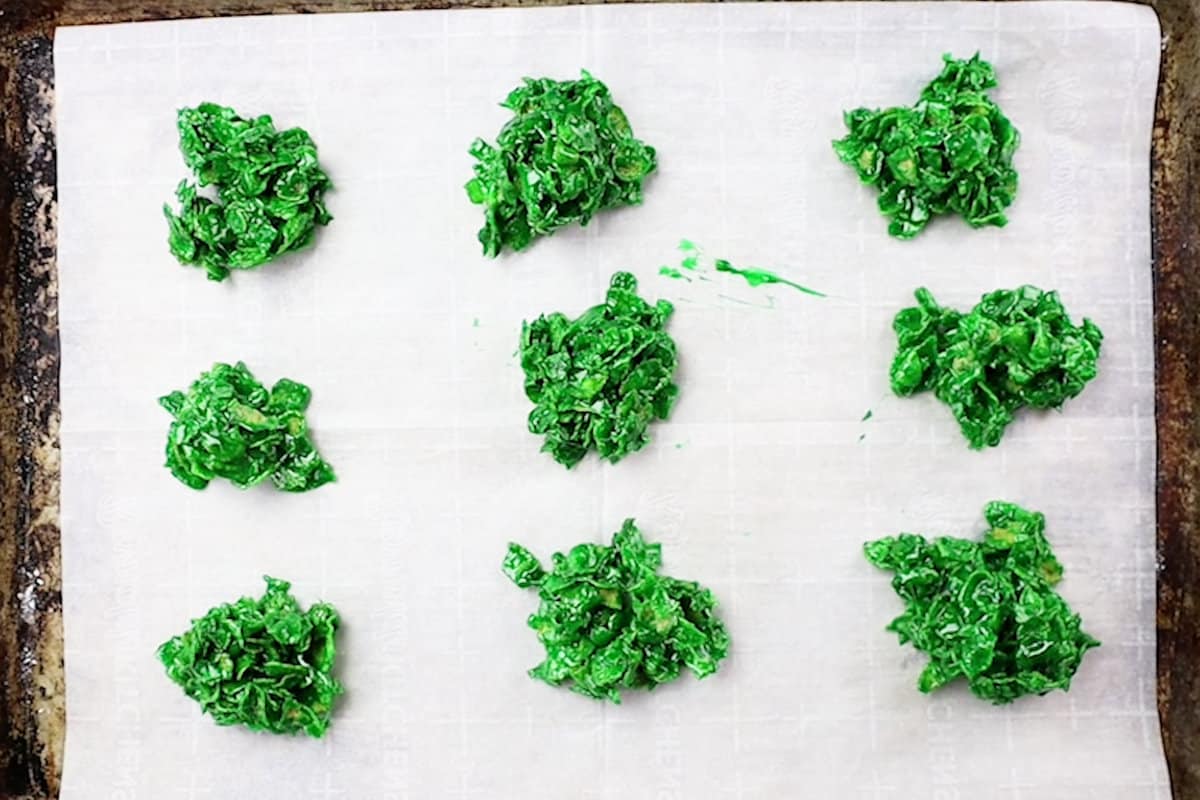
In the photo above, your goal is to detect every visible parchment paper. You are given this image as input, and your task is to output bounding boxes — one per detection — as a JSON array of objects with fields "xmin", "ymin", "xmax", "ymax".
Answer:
[{"xmin": 55, "ymin": 4, "xmax": 1166, "ymax": 797}]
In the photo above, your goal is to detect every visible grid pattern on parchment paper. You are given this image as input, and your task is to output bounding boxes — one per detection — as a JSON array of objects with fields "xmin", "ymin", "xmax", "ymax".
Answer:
[{"xmin": 53, "ymin": 3, "xmax": 1166, "ymax": 798}]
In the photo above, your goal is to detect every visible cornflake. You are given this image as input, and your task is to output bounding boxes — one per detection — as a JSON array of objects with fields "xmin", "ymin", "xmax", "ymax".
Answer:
[
  {"xmin": 865, "ymin": 502, "xmax": 1098, "ymax": 704},
  {"xmin": 890, "ymin": 286, "xmax": 1102, "ymax": 448},
  {"xmin": 164, "ymin": 103, "xmax": 333, "ymax": 280},
  {"xmin": 158, "ymin": 577, "xmax": 343, "ymax": 737},
  {"xmin": 520, "ymin": 272, "xmax": 678, "ymax": 468},
  {"xmin": 466, "ymin": 71, "xmax": 656, "ymax": 256},
  {"xmin": 159, "ymin": 361, "xmax": 335, "ymax": 492},
  {"xmin": 833, "ymin": 53, "xmax": 1020, "ymax": 238},
  {"xmin": 504, "ymin": 519, "xmax": 730, "ymax": 702}
]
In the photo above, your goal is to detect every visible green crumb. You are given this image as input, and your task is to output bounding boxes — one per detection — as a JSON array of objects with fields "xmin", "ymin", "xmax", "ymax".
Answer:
[
  {"xmin": 159, "ymin": 361, "xmax": 335, "ymax": 492},
  {"xmin": 889, "ymin": 286, "xmax": 1102, "ymax": 449},
  {"xmin": 659, "ymin": 266, "xmax": 690, "ymax": 281},
  {"xmin": 164, "ymin": 103, "xmax": 333, "ymax": 281},
  {"xmin": 861, "ymin": 410, "xmax": 873, "ymax": 421},
  {"xmin": 158, "ymin": 576, "xmax": 343, "ymax": 736},
  {"xmin": 678, "ymin": 239, "xmax": 701, "ymax": 270},
  {"xmin": 864, "ymin": 501, "xmax": 1098, "ymax": 704},
  {"xmin": 520, "ymin": 272, "xmax": 679, "ymax": 468},
  {"xmin": 503, "ymin": 519, "xmax": 730, "ymax": 702},
  {"xmin": 832, "ymin": 53, "xmax": 1020, "ymax": 239},
  {"xmin": 472, "ymin": 317, "xmax": 480, "ymax": 328},
  {"xmin": 465, "ymin": 71, "xmax": 656, "ymax": 257}
]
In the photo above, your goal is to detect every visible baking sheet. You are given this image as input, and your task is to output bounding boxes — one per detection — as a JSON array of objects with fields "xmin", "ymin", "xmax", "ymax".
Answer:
[{"xmin": 54, "ymin": 3, "xmax": 1166, "ymax": 797}]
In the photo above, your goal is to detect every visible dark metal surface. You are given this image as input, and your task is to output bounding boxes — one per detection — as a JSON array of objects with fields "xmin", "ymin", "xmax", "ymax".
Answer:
[
  {"xmin": 0, "ymin": 28, "xmax": 62, "ymax": 800},
  {"xmin": 0, "ymin": 0, "xmax": 1195, "ymax": 798},
  {"xmin": 1151, "ymin": 0, "xmax": 1200, "ymax": 796}
]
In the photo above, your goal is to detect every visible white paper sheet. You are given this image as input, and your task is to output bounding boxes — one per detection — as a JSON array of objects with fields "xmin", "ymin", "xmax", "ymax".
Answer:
[{"xmin": 54, "ymin": 3, "xmax": 1166, "ymax": 797}]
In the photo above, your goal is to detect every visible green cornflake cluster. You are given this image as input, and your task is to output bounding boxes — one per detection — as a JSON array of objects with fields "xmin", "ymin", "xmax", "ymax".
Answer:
[
  {"xmin": 159, "ymin": 361, "xmax": 335, "ymax": 492},
  {"xmin": 890, "ymin": 286, "xmax": 1103, "ymax": 449},
  {"xmin": 865, "ymin": 501, "xmax": 1098, "ymax": 705},
  {"xmin": 833, "ymin": 53, "xmax": 1020, "ymax": 238},
  {"xmin": 465, "ymin": 71, "xmax": 657, "ymax": 257},
  {"xmin": 158, "ymin": 576, "xmax": 343, "ymax": 737},
  {"xmin": 164, "ymin": 103, "xmax": 333, "ymax": 281},
  {"xmin": 503, "ymin": 519, "xmax": 730, "ymax": 702},
  {"xmin": 520, "ymin": 271, "xmax": 679, "ymax": 468}
]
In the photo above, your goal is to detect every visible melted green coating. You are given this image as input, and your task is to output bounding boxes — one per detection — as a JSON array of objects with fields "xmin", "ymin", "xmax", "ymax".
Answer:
[
  {"xmin": 159, "ymin": 362, "xmax": 335, "ymax": 491},
  {"xmin": 833, "ymin": 53, "xmax": 1020, "ymax": 238},
  {"xmin": 503, "ymin": 519, "xmax": 730, "ymax": 702},
  {"xmin": 520, "ymin": 272, "xmax": 679, "ymax": 468},
  {"xmin": 465, "ymin": 71, "xmax": 657, "ymax": 256},
  {"xmin": 164, "ymin": 103, "xmax": 333, "ymax": 281},
  {"xmin": 663, "ymin": 241, "xmax": 823, "ymax": 296},
  {"xmin": 158, "ymin": 576, "xmax": 343, "ymax": 737},
  {"xmin": 890, "ymin": 286, "xmax": 1102, "ymax": 448},
  {"xmin": 713, "ymin": 258, "xmax": 826, "ymax": 297},
  {"xmin": 865, "ymin": 502, "xmax": 1098, "ymax": 704}
]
